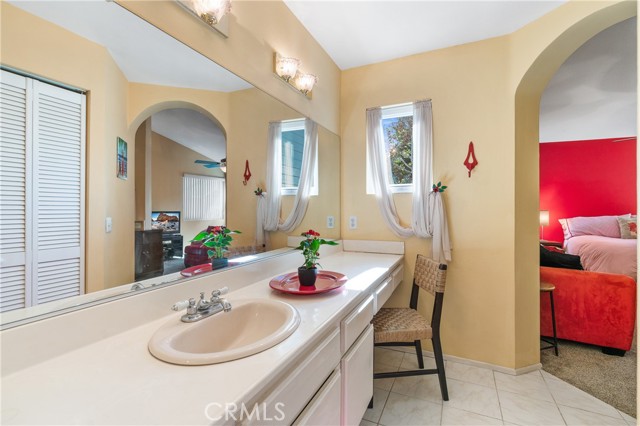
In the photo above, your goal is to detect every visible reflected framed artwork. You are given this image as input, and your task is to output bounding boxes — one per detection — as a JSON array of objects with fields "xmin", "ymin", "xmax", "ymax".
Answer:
[{"xmin": 117, "ymin": 137, "xmax": 128, "ymax": 180}]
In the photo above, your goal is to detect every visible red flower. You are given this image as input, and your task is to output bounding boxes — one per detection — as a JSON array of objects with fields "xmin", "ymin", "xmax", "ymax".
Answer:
[{"xmin": 629, "ymin": 222, "xmax": 637, "ymax": 233}]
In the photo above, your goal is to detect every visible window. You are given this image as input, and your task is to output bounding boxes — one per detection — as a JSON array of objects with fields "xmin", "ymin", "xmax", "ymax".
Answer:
[
  {"xmin": 367, "ymin": 103, "xmax": 413, "ymax": 194},
  {"xmin": 281, "ymin": 119, "xmax": 317, "ymax": 196},
  {"xmin": 183, "ymin": 174, "xmax": 225, "ymax": 222}
]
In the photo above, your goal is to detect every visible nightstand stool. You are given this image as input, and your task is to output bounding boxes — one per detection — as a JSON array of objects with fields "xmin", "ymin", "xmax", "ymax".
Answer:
[{"xmin": 540, "ymin": 281, "xmax": 559, "ymax": 356}]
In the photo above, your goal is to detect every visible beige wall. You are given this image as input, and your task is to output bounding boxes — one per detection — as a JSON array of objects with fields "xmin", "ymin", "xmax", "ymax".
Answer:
[
  {"xmin": 340, "ymin": 1, "xmax": 636, "ymax": 369},
  {"xmin": 227, "ymin": 88, "xmax": 341, "ymax": 250},
  {"xmin": 150, "ymin": 132, "xmax": 223, "ymax": 242},
  {"xmin": 1, "ymin": 3, "xmax": 135, "ymax": 293}
]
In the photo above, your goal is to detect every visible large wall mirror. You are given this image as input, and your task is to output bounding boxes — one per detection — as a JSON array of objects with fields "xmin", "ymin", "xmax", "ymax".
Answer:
[{"xmin": 0, "ymin": 1, "xmax": 341, "ymax": 327}]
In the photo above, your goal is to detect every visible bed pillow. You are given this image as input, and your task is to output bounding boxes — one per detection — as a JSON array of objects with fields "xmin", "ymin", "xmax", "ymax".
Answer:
[
  {"xmin": 558, "ymin": 214, "xmax": 631, "ymax": 241},
  {"xmin": 617, "ymin": 216, "xmax": 637, "ymax": 239},
  {"xmin": 540, "ymin": 245, "xmax": 583, "ymax": 270}
]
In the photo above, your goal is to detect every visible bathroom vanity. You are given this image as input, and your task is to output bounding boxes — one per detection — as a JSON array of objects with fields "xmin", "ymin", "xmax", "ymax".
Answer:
[{"xmin": 1, "ymin": 242, "xmax": 403, "ymax": 425}]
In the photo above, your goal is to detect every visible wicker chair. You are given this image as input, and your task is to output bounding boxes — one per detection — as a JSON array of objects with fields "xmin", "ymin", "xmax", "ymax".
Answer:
[{"xmin": 372, "ymin": 254, "xmax": 449, "ymax": 401}]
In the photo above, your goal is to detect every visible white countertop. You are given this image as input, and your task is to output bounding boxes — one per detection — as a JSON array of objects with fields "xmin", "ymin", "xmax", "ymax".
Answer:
[{"xmin": 1, "ymin": 251, "xmax": 402, "ymax": 425}]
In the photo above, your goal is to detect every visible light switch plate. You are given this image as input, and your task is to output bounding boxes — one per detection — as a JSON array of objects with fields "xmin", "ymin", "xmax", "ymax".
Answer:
[{"xmin": 105, "ymin": 217, "xmax": 112, "ymax": 233}]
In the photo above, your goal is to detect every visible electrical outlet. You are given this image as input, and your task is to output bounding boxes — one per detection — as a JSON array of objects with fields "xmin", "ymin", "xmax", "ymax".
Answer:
[
  {"xmin": 349, "ymin": 216, "xmax": 357, "ymax": 229},
  {"xmin": 327, "ymin": 215, "xmax": 335, "ymax": 229},
  {"xmin": 105, "ymin": 217, "xmax": 112, "ymax": 233}
]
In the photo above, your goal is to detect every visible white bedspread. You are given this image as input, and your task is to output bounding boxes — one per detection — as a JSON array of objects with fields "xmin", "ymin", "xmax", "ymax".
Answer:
[{"xmin": 565, "ymin": 235, "xmax": 637, "ymax": 281}]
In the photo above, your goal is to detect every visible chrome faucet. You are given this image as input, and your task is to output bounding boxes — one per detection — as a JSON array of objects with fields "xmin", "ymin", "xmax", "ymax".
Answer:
[{"xmin": 171, "ymin": 287, "xmax": 232, "ymax": 323}]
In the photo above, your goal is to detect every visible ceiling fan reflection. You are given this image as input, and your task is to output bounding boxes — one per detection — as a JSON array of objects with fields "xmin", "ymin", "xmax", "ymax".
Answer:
[{"xmin": 195, "ymin": 158, "xmax": 227, "ymax": 172}]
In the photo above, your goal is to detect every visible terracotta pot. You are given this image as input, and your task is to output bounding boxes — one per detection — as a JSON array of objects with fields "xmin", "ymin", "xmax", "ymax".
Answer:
[
  {"xmin": 298, "ymin": 266, "xmax": 318, "ymax": 286},
  {"xmin": 211, "ymin": 257, "xmax": 229, "ymax": 270}
]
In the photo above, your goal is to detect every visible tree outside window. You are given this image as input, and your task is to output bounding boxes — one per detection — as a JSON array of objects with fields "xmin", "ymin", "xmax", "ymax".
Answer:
[{"xmin": 382, "ymin": 115, "xmax": 413, "ymax": 185}]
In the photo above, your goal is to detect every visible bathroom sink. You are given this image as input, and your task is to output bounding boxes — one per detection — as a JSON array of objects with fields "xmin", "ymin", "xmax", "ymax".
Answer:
[{"xmin": 148, "ymin": 298, "xmax": 300, "ymax": 365}]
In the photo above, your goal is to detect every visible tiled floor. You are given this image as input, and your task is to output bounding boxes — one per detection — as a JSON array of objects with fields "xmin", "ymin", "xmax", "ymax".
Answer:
[{"xmin": 362, "ymin": 347, "xmax": 637, "ymax": 426}]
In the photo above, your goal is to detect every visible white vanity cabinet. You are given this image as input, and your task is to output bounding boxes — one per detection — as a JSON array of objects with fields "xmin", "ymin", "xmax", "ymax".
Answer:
[
  {"xmin": 341, "ymin": 325, "xmax": 374, "ymax": 425},
  {"xmin": 293, "ymin": 369, "xmax": 342, "ymax": 426}
]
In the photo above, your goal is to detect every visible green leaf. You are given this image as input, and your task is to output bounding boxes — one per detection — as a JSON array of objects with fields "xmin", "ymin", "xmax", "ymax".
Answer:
[
  {"xmin": 207, "ymin": 249, "xmax": 214, "ymax": 258},
  {"xmin": 191, "ymin": 231, "xmax": 209, "ymax": 242}
]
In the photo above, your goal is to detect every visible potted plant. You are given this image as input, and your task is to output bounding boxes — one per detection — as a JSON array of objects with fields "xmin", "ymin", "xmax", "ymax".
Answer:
[
  {"xmin": 191, "ymin": 226, "xmax": 241, "ymax": 269},
  {"xmin": 296, "ymin": 229, "xmax": 338, "ymax": 286}
]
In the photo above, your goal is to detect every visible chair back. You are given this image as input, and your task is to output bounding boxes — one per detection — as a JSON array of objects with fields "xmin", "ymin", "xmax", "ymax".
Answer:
[{"xmin": 414, "ymin": 254, "xmax": 447, "ymax": 296}]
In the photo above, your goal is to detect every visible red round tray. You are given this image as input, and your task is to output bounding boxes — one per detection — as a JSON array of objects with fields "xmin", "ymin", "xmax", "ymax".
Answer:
[
  {"xmin": 180, "ymin": 262, "xmax": 237, "ymax": 277},
  {"xmin": 269, "ymin": 271, "xmax": 348, "ymax": 295}
]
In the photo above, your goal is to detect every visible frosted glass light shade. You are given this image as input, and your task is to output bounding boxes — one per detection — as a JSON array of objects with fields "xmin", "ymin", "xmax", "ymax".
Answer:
[
  {"xmin": 295, "ymin": 73, "xmax": 318, "ymax": 95},
  {"xmin": 275, "ymin": 55, "xmax": 300, "ymax": 82},
  {"xmin": 191, "ymin": 0, "xmax": 231, "ymax": 24}
]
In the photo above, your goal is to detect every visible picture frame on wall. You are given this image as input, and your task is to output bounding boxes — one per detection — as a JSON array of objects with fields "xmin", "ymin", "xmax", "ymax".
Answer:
[{"xmin": 117, "ymin": 137, "xmax": 128, "ymax": 180}]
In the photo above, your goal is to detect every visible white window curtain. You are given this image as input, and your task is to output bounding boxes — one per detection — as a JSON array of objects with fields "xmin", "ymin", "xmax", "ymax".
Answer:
[
  {"xmin": 183, "ymin": 174, "xmax": 225, "ymax": 221},
  {"xmin": 259, "ymin": 118, "xmax": 318, "ymax": 244},
  {"xmin": 366, "ymin": 100, "xmax": 452, "ymax": 263}
]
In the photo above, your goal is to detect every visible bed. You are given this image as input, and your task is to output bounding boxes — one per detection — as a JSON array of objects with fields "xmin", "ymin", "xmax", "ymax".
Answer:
[{"xmin": 559, "ymin": 215, "xmax": 637, "ymax": 281}]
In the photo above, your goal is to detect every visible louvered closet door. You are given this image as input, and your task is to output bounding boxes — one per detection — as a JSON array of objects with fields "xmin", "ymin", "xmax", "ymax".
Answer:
[
  {"xmin": 32, "ymin": 80, "xmax": 85, "ymax": 305},
  {"xmin": 0, "ymin": 71, "xmax": 31, "ymax": 312}
]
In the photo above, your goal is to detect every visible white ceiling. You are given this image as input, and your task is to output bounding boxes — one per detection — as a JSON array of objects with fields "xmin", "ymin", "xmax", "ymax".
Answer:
[
  {"xmin": 283, "ymin": 0, "xmax": 567, "ymax": 70},
  {"xmin": 540, "ymin": 17, "xmax": 637, "ymax": 142},
  {"xmin": 151, "ymin": 109, "xmax": 226, "ymax": 161}
]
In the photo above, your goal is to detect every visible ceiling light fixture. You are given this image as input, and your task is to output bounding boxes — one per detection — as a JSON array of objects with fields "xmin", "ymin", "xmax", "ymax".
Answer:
[{"xmin": 274, "ymin": 52, "xmax": 318, "ymax": 98}]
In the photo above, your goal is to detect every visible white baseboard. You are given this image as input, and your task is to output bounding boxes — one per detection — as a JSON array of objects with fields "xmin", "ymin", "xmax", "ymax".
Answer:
[{"xmin": 383, "ymin": 345, "xmax": 542, "ymax": 376}]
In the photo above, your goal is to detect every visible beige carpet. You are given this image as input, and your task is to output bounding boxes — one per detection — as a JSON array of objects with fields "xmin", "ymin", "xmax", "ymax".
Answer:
[{"xmin": 540, "ymin": 339, "xmax": 636, "ymax": 418}]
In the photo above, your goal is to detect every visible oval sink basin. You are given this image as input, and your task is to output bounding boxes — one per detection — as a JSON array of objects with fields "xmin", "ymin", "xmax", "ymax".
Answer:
[{"xmin": 149, "ymin": 298, "xmax": 300, "ymax": 365}]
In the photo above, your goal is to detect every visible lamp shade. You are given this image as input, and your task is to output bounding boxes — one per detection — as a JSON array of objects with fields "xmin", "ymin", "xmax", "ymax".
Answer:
[
  {"xmin": 191, "ymin": 0, "xmax": 231, "ymax": 24},
  {"xmin": 275, "ymin": 55, "xmax": 300, "ymax": 82},
  {"xmin": 295, "ymin": 73, "xmax": 318, "ymax": 95},
  {"xmin": 540, "ymin": 210, "xmax": 550, "ymax": 227}
]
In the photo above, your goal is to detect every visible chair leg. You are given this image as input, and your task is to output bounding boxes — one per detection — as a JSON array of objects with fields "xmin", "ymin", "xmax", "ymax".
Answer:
[
  {"xmin": 432, "ymin": 336, "xmax": 449, "ymax": 401},
  {"xmin": 549, "ymin": 291, "xmax": 558, "ymax": 356},
  {"xmin": 414, "ymin": 340, "xmax": 424, "ymax": 369}
]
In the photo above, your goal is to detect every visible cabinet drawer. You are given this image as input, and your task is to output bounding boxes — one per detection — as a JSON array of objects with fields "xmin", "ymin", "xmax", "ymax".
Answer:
[
  {"xmin": 253, "ymin": 328, "xmax": 341, "ymax": 425},
  {"xmin": 293, "ymin": 368, "xmax": 341, "ymax": 426},
  {"xmin": 340, "ymin": 296, "xmax": 374, "ymax": 353},
  {"xmin": 341, "ymin": 325, "xmax": 374, "ymax": 426},
  {"xmin": 374, "ymin": 278, "xmax": 393, "ymax": 313},
  {"xmin": 391, "ymin": 265, "xmax": 404, "ymax": 290}
]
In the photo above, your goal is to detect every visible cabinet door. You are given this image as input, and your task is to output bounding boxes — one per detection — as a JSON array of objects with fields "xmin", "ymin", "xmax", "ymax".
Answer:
[
  {"xmin": 293, "ymin": 369, "xmax": 341, "ymax": 426},
  {"xmin": 341, "ymin": 325, "xmax": 374, "ymax": 426}
]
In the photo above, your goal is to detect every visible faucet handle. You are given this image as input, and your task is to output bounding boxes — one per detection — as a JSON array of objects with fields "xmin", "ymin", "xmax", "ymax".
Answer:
[
  {"xmin": 211, "ymin": 287, "xmax": 229, "ymax": 298},
  {"xmin": 222, "ymin": 299, "xmax": 232, "ymax": 312},
  {"xmin": 171, "ymin": 299, "xmax": 192, "ymax": 311}
]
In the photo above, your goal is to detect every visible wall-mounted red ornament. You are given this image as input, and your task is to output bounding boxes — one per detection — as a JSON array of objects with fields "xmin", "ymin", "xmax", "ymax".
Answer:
[
  {"xmin": 463, "ymin": 141, "xmax": 478, "ymax": 178},
  {"xmin": 243, "ymin": 160, "xmax": 252, "ymax": 186}
]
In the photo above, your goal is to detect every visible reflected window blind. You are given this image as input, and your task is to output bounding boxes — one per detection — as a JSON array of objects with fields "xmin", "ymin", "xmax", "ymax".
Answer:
[{"xmin": 183, "ymin": 174, "xmax": 225, "ymax": 221}]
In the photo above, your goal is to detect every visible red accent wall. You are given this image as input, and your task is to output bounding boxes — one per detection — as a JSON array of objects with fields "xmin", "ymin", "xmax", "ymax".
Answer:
[{"xmin": 539, "ymin": 137, "xmax": 636, "ymax": 242}]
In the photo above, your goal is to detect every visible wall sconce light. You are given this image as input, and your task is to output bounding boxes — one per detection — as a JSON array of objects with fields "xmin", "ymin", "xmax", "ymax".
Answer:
[
  {"xmin": 540, "ymin": 210, "xmax": 550, "ymax": 240},
  {"xmin": 294, "ymin": 73, "xmax": 318, "ymax": 96},
  {"xmin": 274, "ymin": 52, "xmax": 318, "ymax": 98},
  {"xmin": 177, "ymin": 0, "xmax": 231, "ymax": 37},
  {"xmin": 219, "ymin": 158, "xmax": 227, "ymax": 173},
  {"xmin": 275, "ymin": 54, "xmax": 300, "ymax": 82}
]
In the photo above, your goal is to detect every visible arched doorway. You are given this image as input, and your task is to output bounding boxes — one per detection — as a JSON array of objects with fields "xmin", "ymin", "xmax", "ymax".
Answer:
[
  {"xmin": 130, "ymin": 102, "xmax": 228, "ymax": 280},
  {"xmin": 513, "ymin": 1, "xmax": 636, "ymax": 368}
]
